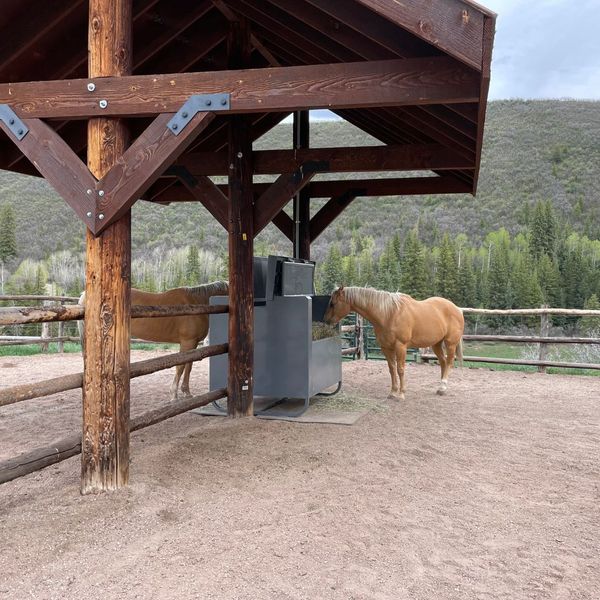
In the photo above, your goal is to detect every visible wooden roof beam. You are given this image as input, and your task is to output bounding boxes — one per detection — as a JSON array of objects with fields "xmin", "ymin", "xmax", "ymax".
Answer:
[
  {"xmin": 0, "ymin": 57, "xmax": 479, "ymax": 119},
  {"xmin": 176, "ymin": 144, "xmax": 474, "ymax": 176}
]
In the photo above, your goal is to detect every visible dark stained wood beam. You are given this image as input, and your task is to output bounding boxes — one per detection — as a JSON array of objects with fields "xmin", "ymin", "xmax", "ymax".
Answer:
[
  {"xmin": 473, "ymin": 14, "xmax": 496, "ymax": 194},
  {"xmin": 310, "ymin": 191, "xmax": 357, "ymax": 242},
  {"xmin": 227, "ymin": 17, "xmax": 254, "ymax": 418},
  {"xmin": 0, "ymin": 117, "xmax": 96, "ymax": 225},
  {"xmin": 0, "ymin": 57, "xmax": 480, "ymax": 119},
  {"xmin": 152, "ymin": 175, "xmax": 472, "ymax": 204},
  {"xmin": 272, "ymin": 211, "xmax": 294, "ymax": 241},
  {"xmin": 253, "ymin": 165, "xmax": 318, "ymax": 236},
  {"xmin": 293, "ymin": 110, "xmax": 311, "ymax": 260},
  {"xmin": 173, "ymin": 168, "xmax": 229, "ymax": 229},
  {"xmin": 95, "ymin": 111, "xmax": 215, "ymax": 233},
  {"xmin": 354, "ymin": 0, "xmax": 492, "ymax": 71},
  {"xmin": 307, "ymin": 175, "xmax": 471, "ymax": 198},
  {"xmin": 177, "ymin": 143, "xmax": 474, "ymax": 176}
]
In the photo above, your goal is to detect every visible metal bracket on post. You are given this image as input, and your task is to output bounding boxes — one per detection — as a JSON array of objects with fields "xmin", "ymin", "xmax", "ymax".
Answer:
[
  {"xmin": 0, "ymin": 105, "xmax": 29, "ymax": 141},
  {"xmin": 167, "ymin": 93, "xmax": 231, "ymax": 135}
]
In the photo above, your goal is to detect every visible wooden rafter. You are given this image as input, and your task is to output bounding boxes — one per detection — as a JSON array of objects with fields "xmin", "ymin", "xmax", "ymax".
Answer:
[
  {"xmin": 0, "ymin": 56, "xmax": 479, "ymax": 119},
  {"xmin": 354, "ymin": 0, "xmax": 490, "ymax": 71}
]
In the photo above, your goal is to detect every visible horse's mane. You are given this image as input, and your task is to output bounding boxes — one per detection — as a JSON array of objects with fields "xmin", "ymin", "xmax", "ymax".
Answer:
[
  {"xmin": 185, "ymin": 280, "xmax": 229, "ymax": 299},
  {"xmin": 342, "ymin": 286, "xmax": 407, "ymax": 316}
]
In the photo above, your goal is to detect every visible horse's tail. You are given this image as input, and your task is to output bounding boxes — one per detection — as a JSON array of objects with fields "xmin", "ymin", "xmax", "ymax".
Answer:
[
  {"xmin": 456, "ymin": 337, "xmax": 464, "ymax": 368},
  {"xmin": 77, "ymin": 291, "xmax": 85, "ymax": 349}
]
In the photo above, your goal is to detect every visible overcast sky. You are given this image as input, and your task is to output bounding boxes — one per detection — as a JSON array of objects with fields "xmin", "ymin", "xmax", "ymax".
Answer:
[{"xmin": 484, "ymin": 0, "xmax": 600, "ymax": 99}]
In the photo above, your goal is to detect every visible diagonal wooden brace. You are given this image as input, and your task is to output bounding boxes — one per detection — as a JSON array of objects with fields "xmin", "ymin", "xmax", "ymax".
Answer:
[
  {"xmin": 1, "ymin": 104, "xmax": 215, "ymax": 235},
  {"xmin": 172, "ymin": 166, "xmax": 229, "ymax": 229},
  {"xmin": 253, "ymin": 161, "xmax": 323, "ymax": 236},
  {"xmin": 0, "ymin": 115, "xmax": 97, "ymax": 226},
  {"xmin": 95, "ymin": 110, "xmax": 215, "ymax": 233}
]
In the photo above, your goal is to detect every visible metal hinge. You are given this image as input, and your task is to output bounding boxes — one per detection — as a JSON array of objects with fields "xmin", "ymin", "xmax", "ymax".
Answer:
[
  {"xmin": 167, "ymin": 93, "xmax": 231, "ymax": 135},
  {"xmin": 0, "ymin": 105, "xmax": 29, "ymax": 141}
]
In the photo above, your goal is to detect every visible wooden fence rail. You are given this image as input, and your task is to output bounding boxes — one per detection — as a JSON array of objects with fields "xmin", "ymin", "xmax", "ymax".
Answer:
[
  {"xmin": 0, "ymin": 343, "xmax": 228, "ymax": 407},
  {"xmin": 0, "ymin": 303, "xmax": 229, "ymax": 326},
  {"xmin": 0, "ymin": 387, "xmax": 228, "ymax": 485}
]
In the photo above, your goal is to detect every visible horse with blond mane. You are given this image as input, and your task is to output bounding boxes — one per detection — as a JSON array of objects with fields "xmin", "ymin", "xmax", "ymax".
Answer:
[
  {"xmin": 79, "ymin": 280, "xmax": 228, "ymax": 400},
  {"xmin": 324, "ymin": 286, "xmax": 464, "ymax": 399}
]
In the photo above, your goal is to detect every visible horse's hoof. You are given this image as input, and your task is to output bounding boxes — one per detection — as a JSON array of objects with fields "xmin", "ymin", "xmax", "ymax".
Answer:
[
  {"xmin": 180, "ymin": 391, "xmax": 193, "ymax": 399},
  {"xmin": 387, "ymin": 393, "xmax": 404, "ymax": 401},
  {"xmin": 436, "ymin": 388, "xmax": 447, "ymax": 396}
]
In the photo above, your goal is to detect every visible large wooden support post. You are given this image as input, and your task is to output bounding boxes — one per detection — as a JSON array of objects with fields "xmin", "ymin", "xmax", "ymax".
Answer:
[
  {"xmin": 82, "ymin": 0, "xmax": 132, "ymax": 493},
  {"xmin": 293, "ymin": 111, "xmax": 311, "ymax": 260},
  {"xmin": 227, "ymin": 19, "xmax": 254, "ymax": 417}
]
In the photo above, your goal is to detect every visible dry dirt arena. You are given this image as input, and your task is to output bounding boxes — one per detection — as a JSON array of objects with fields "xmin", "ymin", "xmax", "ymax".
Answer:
[{"xmin": 0, "ymin": 351, "xmax": 599, "ymax": 600}]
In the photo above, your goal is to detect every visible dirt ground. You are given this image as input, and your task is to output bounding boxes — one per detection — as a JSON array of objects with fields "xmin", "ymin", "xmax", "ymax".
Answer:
[{"xmin": 0, "ymin": 352, "xmax": 599, "ymax": 600}]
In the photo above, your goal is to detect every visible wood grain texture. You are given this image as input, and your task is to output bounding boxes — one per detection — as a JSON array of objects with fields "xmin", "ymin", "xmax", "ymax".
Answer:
[
  {"xmin": 0, "ymin": 57, "xmax": 480, "ymax": 119},
  {"xmin": 82, "ymin": 0, "xmax": 132, "ymax": 494},
  {"xmin": 227, "ymin": 18, "xmax": 254, "ymax": 418},
  {"xmin": 95, "ymin": 111, "xmax": 215, "ymax": 232},
  {"xmin": 355, "ymin": 0, "xmax": 486, "ymax": 70},
  {"xmin": 0, "ymin": 118, "xmax": 96, "ymax": 224},
  {"xmin": 253, "ymin": 167, "xmax": 317, "ymax": 236},
  {"xmin": 178, "ymin": 144, "xmax": 474, "ymax": 176}
]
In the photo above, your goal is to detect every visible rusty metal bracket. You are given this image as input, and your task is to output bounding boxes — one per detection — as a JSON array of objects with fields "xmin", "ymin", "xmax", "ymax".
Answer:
[
  {"xmin": 0, "ymin": 105, "xmax": 28, "ymax": 140},
  {"xmin": 167, "ymin": 93, "xmax": 230, "ymax": 135}
]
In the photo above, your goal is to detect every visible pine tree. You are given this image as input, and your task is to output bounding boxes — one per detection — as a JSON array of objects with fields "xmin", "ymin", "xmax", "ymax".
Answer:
[
  {"xmin": 529, "ymin": 200, "xmax": 557, "ymax": 260},
  {"xmin": 0, "ymin": 204, "xmax": 17, "ymax": 264},
  {"xmin": 400, "ymin": 228, "xmax": 428, "ymax": 299},
  {"xmin": 457, "ymin": 255, "xmax": 477, "ymax": 308},
  {"xmin": 185, "ymin": 244, "xmax": 201, "ymax": 285},
  {"xmin": 537, "ymin": 254, "xmax": 563, "ymax": 307},
  {"xmin": 435, "ymin": 234, "xmax": 459, "ymax": 301},
  {"xmin": 0, "ymin": 204, "xmax": 17, "ymax": 294},
  {"xmin": 512, "ymin": 255, "xmax": 543, "ymax": 309},
  {"xmin": 321, "ymin": 243, "xmax": 344, "ymax": 293}
]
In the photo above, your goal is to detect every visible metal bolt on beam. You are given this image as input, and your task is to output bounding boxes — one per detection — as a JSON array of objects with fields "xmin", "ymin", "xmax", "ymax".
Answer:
[
  {"xmin": 99, "ymin": 100, "xmax": 108, "ymax": 109},
  {"xmin": 87, "ymin": 83, "xmax": 96, "ymax": 92},
  {"xmin": 98, "ymin": 190, "xmax": 105, "ymax": 197},
  {"xmin": 98, "ymin": 214, "xmax": 105, "ymax": 220},
  {"xmin": 86, "ymin": 211, "xmax": 93, "ymax": 218}
]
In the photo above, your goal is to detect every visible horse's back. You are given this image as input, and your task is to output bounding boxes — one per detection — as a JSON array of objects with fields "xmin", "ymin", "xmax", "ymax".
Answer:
[{"xmin": 402, "ymin": 296, "xmax": 463, "ymax": 346}]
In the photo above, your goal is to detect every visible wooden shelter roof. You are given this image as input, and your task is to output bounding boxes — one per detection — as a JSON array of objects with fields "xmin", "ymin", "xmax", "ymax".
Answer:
[{"xmin": 0, "ymin": 0, "xmax": 495, "ymax": 212}]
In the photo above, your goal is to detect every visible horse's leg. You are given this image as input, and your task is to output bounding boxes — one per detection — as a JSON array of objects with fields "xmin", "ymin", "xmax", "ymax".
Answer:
[
  {"xmin": 431, "ymin": 342, "xmax": 448, "ymax": 396},
  {"xmin": 382, "ymin": 346, "xmax": 400, "ymax": 400},
  {"xmin": 440, "ymin": 341, "xmax": 457, "ymax": 394},
  {"xmin": 176, "ymin": 338, "xmax": 198, "ymax": 399},
  {"xmin": 394, "ymin": 343, "xmax": 408, "ymax": 400}
]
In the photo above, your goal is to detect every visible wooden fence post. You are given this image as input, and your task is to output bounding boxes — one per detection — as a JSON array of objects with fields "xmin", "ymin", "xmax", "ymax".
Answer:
[
  {"xmin": 356, "ymin": 315, "xmax": 365, "ymax": 360},
  {"xmin": 538, "ymin": 307, "xmax": 550, "ymax": 374},
  {"xmin": 57, "ymin": 319, "xmax": 64, "ymax": 353},
  {"xmin": 40, "ymin": 301, "xmax": 50, "ymax": 352}
]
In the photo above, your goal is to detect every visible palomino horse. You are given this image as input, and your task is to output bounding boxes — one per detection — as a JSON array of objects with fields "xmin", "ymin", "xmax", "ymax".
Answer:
[
  {"xmin": 79, "ymin": 281, "xmax": 228, "ymax": 400},
  {"xmin": 324, "ymin": 286, "xmax": 464, "ymax": 399}
]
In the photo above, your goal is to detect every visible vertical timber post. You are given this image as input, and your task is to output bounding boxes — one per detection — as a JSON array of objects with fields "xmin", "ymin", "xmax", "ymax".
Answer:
[
  {"xmin": 538, "ymin": 307, "xmax": 550, "ymax": 374},
  {"xmin": 293, "ymin": 111, "xmax": 311, "ymax": 260},
  {"xmin": 82, "ymin": 0, "xmax": 132, "ymax": 493},
  {"xmin": 227, "ymin": 18, "xmax": 254, "ymax": 417}
]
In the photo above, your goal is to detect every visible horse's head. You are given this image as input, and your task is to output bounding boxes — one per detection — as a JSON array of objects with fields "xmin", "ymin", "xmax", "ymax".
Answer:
[{"xmin": 324, "ymin": 286, "xmax": 351, "ymax": 325}]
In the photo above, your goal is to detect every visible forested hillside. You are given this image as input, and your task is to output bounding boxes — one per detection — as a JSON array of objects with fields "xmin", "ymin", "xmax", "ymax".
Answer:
[{"xmin": 1, "ymin": 100, "xmax": 599, "ymax": 316}]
